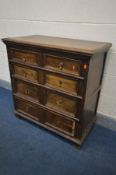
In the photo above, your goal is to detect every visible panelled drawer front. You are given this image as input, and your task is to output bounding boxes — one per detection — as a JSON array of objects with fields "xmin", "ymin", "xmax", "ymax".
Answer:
[
  {"xmin": 11, "ymin": 49, "xmax": 39, "ymax": 65},
  {"xmin": 13, "ymin": 65, "xmax": 38, "ymax": 82},
  {"xmin": 45, "ymin": 92, "xmax": 77, "ymax": 116},
  {"xmin": 14, "ymin": 80, "xmax": 39, "ymax": 101},
  {"xmin": 15, "ymin": 98, "xmax": 40, "ymax": 120},
  {"xmin": 44, "ymin": 73, "xmax": 78, "ymax": 95},
  {"xmin": 44, "ymin": 54, "xmax": 81, "ymax": 75},
  {"xmin": 44, "ymin": 111, "xmax": 75, "ymax": 136}
]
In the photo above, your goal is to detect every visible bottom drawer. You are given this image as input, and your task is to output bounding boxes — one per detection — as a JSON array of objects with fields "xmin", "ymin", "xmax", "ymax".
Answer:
[
  {"xmin": 15, "ymin": 98, "xmax": 40, "ymax": 120},
  {"xmin": 44, "ymin": 111, "xmax": 76, "ymax": 136}
]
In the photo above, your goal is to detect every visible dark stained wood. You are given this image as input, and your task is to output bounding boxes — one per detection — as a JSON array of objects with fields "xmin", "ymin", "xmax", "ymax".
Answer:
[
  {"xmin": 44, "ymin": 110, "xmax": 76, "ymax": 136},
  {"xmin": 2, "ymin": 35, "xmax": 112, "ymax": 54},
  {"xmin": 13, "ymin": 64, "xmax": 38, "ymax": 82},
  {"xmin": 10, "ymin": 48, "xmax": 40, "ymax": 65},
  {"xmin": 15, "ymin": 97, "xmax": 40, "ymax": 121},
  {"xmin": 44, "ymin": 72, "xmax": 78, "ymax": 95},
  {"xmin": 13, "ymin": 79, "xmax": 39, "ymax": 101},
  {"xmin": 2, "ymin": 35, "xmax": 112, "ymax": 146},
  {"xmin": 43, "ymin": 53, "xmax": 81, "ymax": 75},
  {"xmin": 45, "ymin": 91, "xmax": 77, "ymax": 116}
]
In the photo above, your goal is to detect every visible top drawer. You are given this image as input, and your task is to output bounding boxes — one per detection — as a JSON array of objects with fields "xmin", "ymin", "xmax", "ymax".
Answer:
[
  {"xmin": 43, "ymin": 54, "xmax": 81, "ymax": 76},
  {"xmin": 10, "ymin": 49, "xmax": 40, "ymax": 65}
]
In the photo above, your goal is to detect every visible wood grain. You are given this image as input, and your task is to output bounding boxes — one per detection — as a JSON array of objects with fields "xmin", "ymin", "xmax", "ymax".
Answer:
[
  {"xmin": 2, "ymin": 35, "xmax": 112, "ymax": 146},
  {"xmin": 2, "ymin": 35, "xmax": 112, "ymax": 54}
]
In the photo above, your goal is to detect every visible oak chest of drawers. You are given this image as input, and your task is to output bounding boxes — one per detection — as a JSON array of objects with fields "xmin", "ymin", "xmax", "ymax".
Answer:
[{"xmin": 2, "ymin": 35, "xmax": 112, "ymax": 146}]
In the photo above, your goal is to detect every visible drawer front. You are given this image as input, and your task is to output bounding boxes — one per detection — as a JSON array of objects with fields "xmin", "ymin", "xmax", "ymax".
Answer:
[
  {"xmin": 46, "ymin": 92, "xmax": 77, "ymax": 116},
  {"xmin": 45, "ymin": 111, "xmax": 75, "ymax": 136},
  {"xmin": 44, "ymin": 54, "xmax": 81, "ymax": 75},
  {"xmin": 11, "ymin": 49, "xmax": 39, "ymax": 65},
  {"xmin": 14, "ymin": 65, "xmax": 38, "ymax": 82},
  {"xmin": 45, "ymin": 73, "xmax": 78, "ymax": 94},
  {"xmin": 15, "ymin": 80, "xmax": 39, "ymax": 101},
  {"xmin": 15, "ymin": 98, "xmax": 39, "ymax": 120}
]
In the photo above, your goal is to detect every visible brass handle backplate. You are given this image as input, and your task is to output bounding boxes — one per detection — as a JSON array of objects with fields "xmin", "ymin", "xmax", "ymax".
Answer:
[{"xmin": 58, "ymin": 62, "xmax": 64, "ymax": 71}]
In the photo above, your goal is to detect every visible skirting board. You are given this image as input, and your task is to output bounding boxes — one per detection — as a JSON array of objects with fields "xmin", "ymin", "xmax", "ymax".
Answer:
[
  {"xmin": 0, "ymin": 80, "xmax": 116, "ymax": 131},
  {"xmin": 0, "ymin": 79, "xmax": 11, "ymax": 90},
  {"xmin": 97, "ymin": 113, "xmax": 116, "ymax": 131}
]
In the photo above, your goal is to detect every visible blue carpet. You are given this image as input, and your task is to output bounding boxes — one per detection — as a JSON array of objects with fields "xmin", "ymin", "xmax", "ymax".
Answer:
[{"xmin": 0, "ymin": 87, "xmax": 116, "ymax": 175}]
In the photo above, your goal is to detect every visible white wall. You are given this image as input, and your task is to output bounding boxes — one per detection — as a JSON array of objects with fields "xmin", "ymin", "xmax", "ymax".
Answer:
[{"xmin": 0, "ymin": 0, "xmax": 116, "ymax": 119}]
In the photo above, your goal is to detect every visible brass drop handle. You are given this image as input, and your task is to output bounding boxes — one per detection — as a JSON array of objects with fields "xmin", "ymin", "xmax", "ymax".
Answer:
[
  {"xmin": 22, "ymin": 57, "xmax": 26, "ymax": 62},
  {"xmin": 25, "ymin": 89, "xmax": 30, "ymax": 95},
  {"xmin": 58, "ymin": 62, "xmax": 64, "ymax": 71},
  {"xmin": 58, "ymin": 80, "xmax": 63, "ymax": 87},
  {"xmin": 56, "ymin": 99, "xmax": 63, "ymax": 106}
]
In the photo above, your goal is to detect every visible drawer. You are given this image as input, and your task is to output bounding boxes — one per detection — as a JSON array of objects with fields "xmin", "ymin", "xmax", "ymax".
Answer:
[
  {"xmin": 11, "ymin": 49, "xmax": 39, "ymax": 65},
  {"xmin": 13, "ymin": 65, "xmax": 38, "ymax": 82},
  {"xmin": 45, "ymin": 92, "xmax": 77, "ymax": 116},
  {"xmin": 15, "ymin": 98, "xmax": 40, "ymax": 120},
  {"xmin": 44, "ymin": 111, "xmax": 75, "ymax": 136},
  {"xmin": 14, "ymin": 80, "xmax": 39, "ymax": 101},
  {"xmin": 44, "ymin": 54, "xmax": 81, "ymax": 75},
  {"xmin": 44, "ymin": 73, "xmax": 78, "ymax": 95}
]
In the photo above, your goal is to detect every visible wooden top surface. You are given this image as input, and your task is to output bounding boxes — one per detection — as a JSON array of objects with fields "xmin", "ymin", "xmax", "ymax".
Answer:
[{"xmin": 2, "ymin": 35, "xmax": 112, "ymax": 54}]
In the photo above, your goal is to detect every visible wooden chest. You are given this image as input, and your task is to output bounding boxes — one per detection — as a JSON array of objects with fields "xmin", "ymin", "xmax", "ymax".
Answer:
[{"xmin": 2, "ymin": 35, "xmax": 111, "ymax": 146}]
